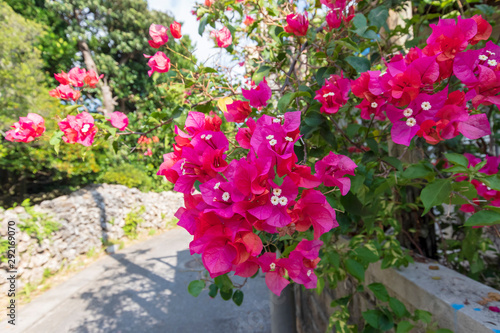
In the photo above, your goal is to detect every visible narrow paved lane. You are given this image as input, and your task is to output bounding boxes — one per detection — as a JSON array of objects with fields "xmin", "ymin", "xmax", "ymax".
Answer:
[{"xmin": 1, "ymin": 228, "xmax": 271, "ymax": 333}]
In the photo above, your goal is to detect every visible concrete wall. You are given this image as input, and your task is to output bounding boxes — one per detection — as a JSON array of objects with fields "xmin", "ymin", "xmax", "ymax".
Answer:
[{"xmin": 295, "ymin": 261, "xmax": 500, "ymax": 333}]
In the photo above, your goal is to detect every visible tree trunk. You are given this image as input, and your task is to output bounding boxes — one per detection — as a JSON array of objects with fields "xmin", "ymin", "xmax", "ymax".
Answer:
[{"xmin": 77, "ymin": 40, "xmax": 115, "ymax": 115}]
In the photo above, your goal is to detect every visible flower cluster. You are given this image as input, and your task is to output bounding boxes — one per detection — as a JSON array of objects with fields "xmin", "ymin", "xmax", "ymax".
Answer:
[
  {"xmin": 157, "ymin": 110, "xmax": 356, "ymax": 296},
  {"xmin": 144, "ymin": 22, "xmax": 183, "ymax": 76},
  {"xmin": 49, "ymin": 67, "xmax": 104, "ymax": 101},
  {"xmin": 313, "ymin": 15, "xmax": 494, "ymax": 147},
  {"xmin": 5, "ymin": 113, "xmax": 46, "ymax": 143}
]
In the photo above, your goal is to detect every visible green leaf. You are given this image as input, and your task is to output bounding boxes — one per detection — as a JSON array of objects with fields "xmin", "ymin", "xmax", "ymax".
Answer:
[
  {"xmin": 420, "ymin": 178, "xmax": 452, "ymax": 215},
  {"xmin": 316, "ymin": 66, "xmax": 336, "ymax": 85},
  {"xmin": 444, "ymin": 153, "xmax": 469, "ymax": 167},
  {"xmin": 464, "ymin": 210, "xmax": 500, "ymax": 227},
  {"xmin": 316, "ymin": 276, "xmax": 325, "ymax": 296},
  {"xmin": 368, "ymin": 6, "xmax": 389, "ymax": 30},
  {"xmin": 402, "ymin": 164, "xmax": 433, "ymax": 179},
  {"xmin": 232, "ymin": 290, "xmax": 244, "ymax": 306},
  {"xmin": 278, "ymin": 91, "xmax": 310, "ymax": 112},
  {"xmin": 451, "ymin": 181, "xmax": 478, "ymax": 205},
  {"xmin": 345, "ymin": 56, "xmax": 371, "ymax": 73},
  {"xmin": 220, "ymin": 288, "xmax": 233, "ymax": 301},
  {"xmin": 304, "ymin": 111, "xmax": 324, "ymax": 127},
  {"xmin": 214, "ymin": 274, "xmax": 233, "ymax": 290},
  {"xmin": 194, "ymin": 180, "xmax": 201, "ymax": 192},
  {"xmin": 351, "ymin": 14, "xmax": 368, "ymax": 36},
  {"xmin": 345, "ymin": 258, "xmax": 365, "ymax": 282},
  {"xmin": 382, "ymin": 156, "xmax": 403, "ymax": 172},
  {"xmin": 479, "ymin": 175, "xmax": 500, "ymax": 191},
  {"xmin": 353, "ymin": 245, "xmax": 379, "ymax": 264},
  {"xmin": 396, "ymin": 321, "xmax": 414, "ymax": 333},
  {"xmin": 362, "ymin": 309, "xmax": 394, "ymax": 330},
  {"xmin": 252, "ymin": 65, "xmax": 271, "ymax": 84},
  {"xmin": 389, "ymin": 297, "xmax": 407, "ymax": 318},
  {"xmin": 198, "ymin": 16, "xmax": 208, "ymax": 36},
  {"xmin": 112, "ymin": 140, "xmax": 119, "ymax": 153},
  {"xmin": 368, "ymin": 283, "xmax": 389, "ymax": 302},
  {"xmin": 63, "ymin": 104, "xmax": 81, "ymax": 115},
  {"xmin": 413, "ymin": 309, "xmax": 431, "ymax": 324},
  {"xmin": 208, "ymin": 284, "xmax": 218, "ymax": 298},
  {"xmin": 188, "ymin": 280, "xmax": 205, "ymax": 297},
  {"xmin": 49, "ymin": 131, "xmax": 64, "ymax": 154}
]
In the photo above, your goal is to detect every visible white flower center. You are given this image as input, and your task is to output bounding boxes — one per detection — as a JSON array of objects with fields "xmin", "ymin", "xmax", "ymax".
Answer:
[
  {"xmin": 273, "ymin": 188, "xmax": 282, "ymax": 196},
  {"xmin": 487, "ymin": 50, "xmax": 495, "ymax": 55},
  {"xmin": 406, "ymin": 117, "xmax": 416, "ymax": 127},
  {"xmin": 323, "ymin": 92, "xmax": 335, "ymax": 98},
  {"xmin": 273, "ymin": 118, "xmax": 281, "ymax": 123},
  {"xmin": 271, "ymin": 196, "xmax": 280, "ymax": 205},
  {"xmin": 403, "ymin": 108, "xmax": 413, "ymax": 117},
  {"xmin": 479, "ymin": 54, "xmax": 488, "ymax": 61},
  {"xmin": 270, "ymin": 262, "xmax": 276, "ymax": 270},
  {"xmin": 307, "ymin": 270, "xmax": 312, "ymax": 277},
  {"xmin": 201, "ymin": 134, "xmax": 206, "ymax": 139},
  {"xmin": 277, "ymin": 115, "xmax": 284, "ymax": 119},
  {"xmin": 285, "ymin": 136, "xmax": 293, "ymax": 142},
  {"xmin": 421, "ymin": 102, "xmax": 431, "ymax": 110},
  {"xmin": 205, "ymin": 134, "xmax": 212, "ymax": 140},
  {"xmin": 279, "ymin": 197, "xmax": 288, "ymax": 206},
  {"xmin": 81, "ymin": 124, "xmax": 91, "ymax": 133},
  {"xmin": 488, "ymin": 59, "xmax": 497, "ymax": 67},
  {"xmin": 222, "ymin": 192, "xmax": 230, "ymax": 201},
  {"xmin": 213, "ymin": 182, "xmax": 220, "ymax": 190},
  {"xmin": 266, "ymin": 134, "xmax": 274, "ymax": 140},
  {"xmin": 269, "ymin": 139, "xmax": 277, "ymax": 146},
  {"xmin": 371, "ymin": 102, "xmax": 378, "ymax": 108},
  {"xmin": 14, "ymin": 127, "xmax": 21, "ymax": 133}
]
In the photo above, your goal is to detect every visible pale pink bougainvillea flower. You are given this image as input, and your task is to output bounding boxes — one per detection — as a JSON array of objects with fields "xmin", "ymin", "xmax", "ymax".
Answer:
[
  {"xmin": 144, "ymin": 148, "xmax": 153, "ymax": 156},
  {"xmin": 68, "ymin": 67, "xmax": 87, "ymax": 87},
  {"xmin": 284, "ymin": 13, "xmax": 309, "ymax": 36},
  {"xmin": 58, "ymin": 112, "xmax": 98, "ymax": 147},
  {"xmin": 144, "ymin": 52, "xmax": 171, "ymax": 77},
  {"xmin": 242, "ymin": 77, "xmax": 272, "ymax": 108},
  {"xmin": 49, "ymin": 85, "xmax": 81, "ymax": 101},
  {"xmin": 211, "ymin": 26, "xmax": 232, "ymax": 48},
  {"xmin": 148, "ymin": 24, "xmax": 169, "ymax": 48},
  {"xmin": 5, "ymin": 113, "xmax": 46, "ymax": 143},
  {"xmin": 170, "ymin": 21, "xmax": 182, "ymax": 39},
  {"xmin": 107, "ymin": 111, "xmax": 129, "ymax": 131}
]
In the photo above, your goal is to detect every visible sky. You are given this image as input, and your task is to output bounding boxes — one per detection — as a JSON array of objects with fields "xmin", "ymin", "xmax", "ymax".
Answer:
[{"xmin": 147, "ymin": 0, "xmax": 220, "ymax": 64}]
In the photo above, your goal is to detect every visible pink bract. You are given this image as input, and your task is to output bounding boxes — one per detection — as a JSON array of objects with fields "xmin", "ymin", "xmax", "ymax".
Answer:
[
  {"xmin": 5, "ymin": 113, "xmax": 46, "ymax": 143},
  {"xmin": 148, "ymin": 24, "xmax": 169, "ymax": 48},
  {"xmin": 144, "ymin": 51, "xmax": 171, "ymax": 77},
  {"xmin": 58, "ymin": 111, "xmax": 98, "ymax": 147},
  {"xmin": 211, "ymin": 26, "xmax": 232, "ymax": 48},
  {"xmin": 284, "ymin": 13, "xmax": 309, "ymax": 37},
  {"xmin": 107, "ymin": 111, "xmax": 129, "ymax": 131},
  {"xmin": 242, "ymin": 77, "xmax": 272, "ymax": 108}
]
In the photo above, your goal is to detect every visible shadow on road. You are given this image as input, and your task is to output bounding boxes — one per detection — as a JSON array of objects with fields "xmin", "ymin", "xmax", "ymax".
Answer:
[{"xmin": 69, "ymin": 248, "xmax": 271, "ymax": 333}]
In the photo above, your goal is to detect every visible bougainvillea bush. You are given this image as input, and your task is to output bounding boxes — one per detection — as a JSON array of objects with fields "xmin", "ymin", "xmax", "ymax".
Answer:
[{"xmin": 5, "ymin": 0, "xmax": 500, "ymax": 331}]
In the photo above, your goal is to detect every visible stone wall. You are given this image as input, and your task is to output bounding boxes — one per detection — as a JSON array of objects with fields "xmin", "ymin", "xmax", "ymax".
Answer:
[
  {"xmin": 0, "ymin": 184, "xmax": 183, "ymax": 291},
  {"xmin": 295, "ymin": 260, "xmax": 500, "ymax": 333}
]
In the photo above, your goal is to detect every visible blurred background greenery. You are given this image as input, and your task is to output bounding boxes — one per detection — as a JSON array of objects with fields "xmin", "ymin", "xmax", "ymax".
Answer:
[{"xmin": 0, "ymin": 0, "xmax": 197, "ymax": 207}]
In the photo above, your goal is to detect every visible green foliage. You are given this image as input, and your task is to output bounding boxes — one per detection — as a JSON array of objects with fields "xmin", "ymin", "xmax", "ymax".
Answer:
[
  {"xmin": 123, "ymin": 205, "xmax": 145, "ymax": 239},
  {"xmin": 18, "ymin": 199, "xmax": 60, "ymax": 242},
  {"xmin": 99, "ymin": 164, "xmax": 154, "ymax": 192},
  {"xmin": 188, "ymin": 280, "xmax": 205, "ymax": 297}
]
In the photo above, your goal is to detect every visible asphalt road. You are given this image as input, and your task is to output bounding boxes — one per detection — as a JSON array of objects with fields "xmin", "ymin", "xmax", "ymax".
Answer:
[{"xmin": 1, "ymin": 228, "xmax": 271, "ymax": 333}]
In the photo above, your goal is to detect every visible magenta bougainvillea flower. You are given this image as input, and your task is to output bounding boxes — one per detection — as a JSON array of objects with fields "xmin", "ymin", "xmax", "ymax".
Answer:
[
  {"xmin": 314, "ymin": 73, "xmax": 351, "ymax": 114},
  {"xmin": 49, "ymin": 85, "xmax": 81, "ymax": 101},
  {"xmin": 5, "ymin": 113, "xmax": 46, "ymax": 143},
  {"xmin": 157, "ymin": 110, "xmax": 354, "ymax": 295},
  {"xmin": 284, "ymin": 13, "xmax": 309, "ymax": 36},
  {"xmin": 293, "ymin": 190, "xmax": 337, "ymax": 239},
  {"xmin": 107, "ymin": 111, "xmax": 129, "ymax": 131},
  {"xmin": 258, "ymin": 252, "xmax": 290, "ymax": 296},
  {"xmin": 148, "ymin": 24, "xmax": 169, "ymax": 48},
  {"xmin": 315, "ymin": 152, "xmax": 357, "ymax": 195},
  {"xmin": 224, "ymin": 100, "xmax": 252, "ymax": 123},
  {"xmin": 235, "ymin": 118, "xmax": 256, "ymax": 149},
  {"xmin": 326, "ymin": 10, "xmax": 342, "ymax": 30},
  {"xmin": 170, "ymin": 21, "xmax": 182, "ymax": 39},
  {"xmin": 67, "ymin": 67, "xmax": 87, "ymax": 87},
  {"xmin": 58, "ymin": 112, "xmax": 98, "ymax": 147},
  {"xmin": 144, "ymin": 51, "xmax": 171, "ymax": 77},
  {"xmin": 211, "ymin": 26, "xmax": 232, "ymax": 48},
  {"xmin": 321, "ymin": 0, "xmax": 347, "ymax": 10},
  {"xmin": 242, "ymin": 77, "xmax": 272, "ymax": 108},
  {"xmin": 470, "ymin": 15, "xmax": 492, "ymax": 45}
]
